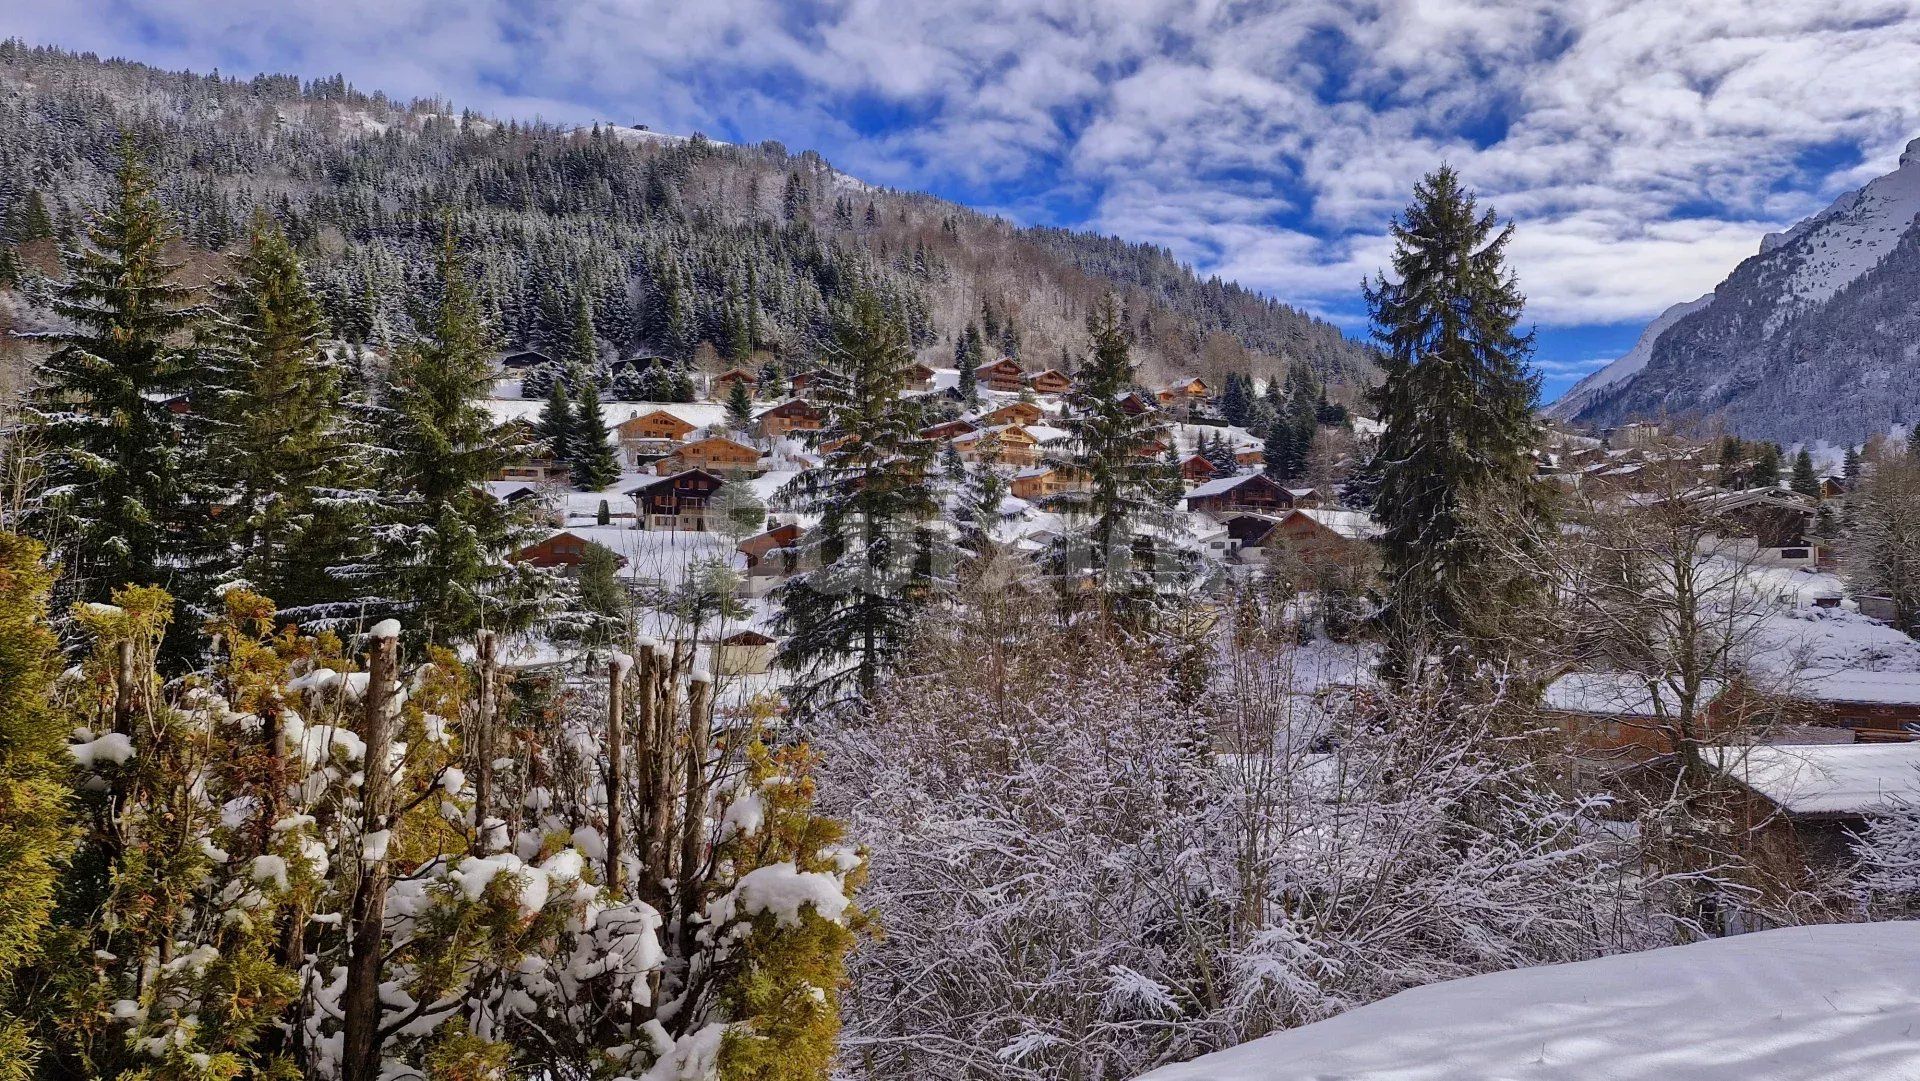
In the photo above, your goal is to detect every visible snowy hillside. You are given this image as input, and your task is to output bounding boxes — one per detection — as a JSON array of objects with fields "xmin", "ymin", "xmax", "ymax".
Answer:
[
  {"xmin": 1137, "ymin": 923, "xmax": 1920, "ymax": 1081},
  {"xmin": 1558, "ymin": 136, "xmax": 1920, "ymax": 442}
]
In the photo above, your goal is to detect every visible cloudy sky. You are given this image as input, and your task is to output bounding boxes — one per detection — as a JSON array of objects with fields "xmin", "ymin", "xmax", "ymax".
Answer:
[{"xmin": 10, "ymin": 1, "xmax": 1920, "ymax": 398}]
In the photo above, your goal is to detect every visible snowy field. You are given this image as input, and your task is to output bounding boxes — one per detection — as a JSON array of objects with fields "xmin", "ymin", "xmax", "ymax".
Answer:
[{"xmin": 1136, "ymin": 923, "xmax": 1920, "ymax": 1081}]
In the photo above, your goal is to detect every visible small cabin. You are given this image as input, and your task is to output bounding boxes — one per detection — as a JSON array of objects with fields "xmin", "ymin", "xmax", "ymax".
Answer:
[
  {"xmin": 974, "ymin": 357, "xmax": 1026, "ymax": 394},
  {"xmin": 1250, "ymin": 508, "xmax": 1380, "ymax": 568},
  {"xmin": 976, "ymin": 401, "xmax": 1044, "ymax": 428},
  {"xmin": 627, "ymin": 469, "xmax": 728, "ymax": 532},
  {"xmin": 1010, "ymin": 466, "xmax": 1089, "ymax": 502},
  {"xmin": 497, "ymin": 348, "xmax": 555, "ymax": 372},
  {"xmin": 922, "ymin": 418, "xmax": 980, "ymax": 441},
  {"xmin": 1116, "ymin": 391, "xmax": 1156, "ymax": 417},
  {"xmin": 716, "ymin": 629, "xmax": 779, "ymax": 676},
  {"xmin": 655, "ymin": 436, "xmax": 764, "ymax": 478},
  {"xmin": 1026, "ymin": 368, "xmax": 1072, "ymax": 396},
  {"xmin": 1180, "ymin": 455, "xmax": 1220, "ymax": 482},
  {"xmin": 906, "ymin": 362, "xmax": 937, "ymax": 391},
  {"xmin": 711, "ymin": 367, "xmax": 760, "ymax": 400},
  {"xmin": 615, "ymin": 409, "xmax": 697, "ymax": 444},
  {"xmin": 954, "ymin": 424, "xmax": 1040, "ymax": 466},
  {"xmin": 512, "ymin": 530, "xmax": 627, "ymax": 570},
  {"xmin": 1184, "ymin": 472, "xmax": 1296, "ymax": 515},
  {"xmin": 754, "ymin": 398, "xmax": 825, "ymax": 439}
]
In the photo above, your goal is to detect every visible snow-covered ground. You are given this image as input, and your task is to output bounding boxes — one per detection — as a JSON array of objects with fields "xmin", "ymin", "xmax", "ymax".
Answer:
[{"xmin": 1136, "ymin": 922, "xmax": 1920, "ymax": 1081}]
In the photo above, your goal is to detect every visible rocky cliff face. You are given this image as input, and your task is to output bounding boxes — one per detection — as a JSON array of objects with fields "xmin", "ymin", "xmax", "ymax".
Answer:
[{"xmin": 1551, "ymin": 138, "xmax": 1920, "ymax": 444}]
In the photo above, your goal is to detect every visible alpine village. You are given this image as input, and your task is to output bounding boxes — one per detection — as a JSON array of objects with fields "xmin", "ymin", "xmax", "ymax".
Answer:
[{"xmin": 1, "ymin": 35, "xmax": 1920, "ymax": 1081}]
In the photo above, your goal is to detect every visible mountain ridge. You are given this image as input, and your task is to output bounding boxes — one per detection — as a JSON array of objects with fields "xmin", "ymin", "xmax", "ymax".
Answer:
[{"xmin": 1551, "ymin": 136, "xmax": 1920, "ymax": 443}]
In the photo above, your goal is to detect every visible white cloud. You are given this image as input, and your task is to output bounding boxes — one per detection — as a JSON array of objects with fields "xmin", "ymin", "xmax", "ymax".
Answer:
[{"xmin": 10, "ymin": 0, "xmax": 1920, "ymax": 327}]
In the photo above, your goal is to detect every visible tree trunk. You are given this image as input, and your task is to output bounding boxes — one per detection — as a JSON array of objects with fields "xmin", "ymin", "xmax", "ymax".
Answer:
[
  {"xmin": 678, "ymin": 673, "xmax": 713, "ymax": 944},
  {"xmin": 471, "ymin": 630, "xmax": 496, "ymax": 856},
  {"xmin": 605, "ymin": 653, "xmax": 627, "ymax": 895},
  {"xmin": 341, "ymin": 632, "xmax": 399, "ymax": 1081}
]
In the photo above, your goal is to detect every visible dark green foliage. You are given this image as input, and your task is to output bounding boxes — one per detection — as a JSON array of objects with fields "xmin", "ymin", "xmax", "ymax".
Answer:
[
  {"xmin": 1790, "ymin": 448, "xmax": 1819, "ymax": 498},
  {"xmin": 568, "ymin": 379, "xmax": 621, "ymax": 491},
  {"xmin": 538, "ymin": 379, "xmax": 576, "ymax": 462},
  {"xmin": 1751, "ymin": 442, "xmax": 1782, "ymax": 488},
  {"xmin": 24, "ymin": 141, "xmax": 205, "ymax": 613},
  {"xmin": 201, "ymin": 213, "xmax": 364, "ymax": 613},
  {"xmin": 726, "ymin": 377, "xmax": 756, "ymax": 429},
  {"xmin": 370, "ymin": 222, "xmax": 541, "ymax": 644},
  {"xmin": 1364, "ymin": 167, "xmax": 1541, "ymax": 683},
  {"xmin": 1044, "ymin": 299, "xmax": 1193, "ymax": 610},
  {"xmin": 775, "ymin": 290, "xmax": 948, "ymax": 716}
]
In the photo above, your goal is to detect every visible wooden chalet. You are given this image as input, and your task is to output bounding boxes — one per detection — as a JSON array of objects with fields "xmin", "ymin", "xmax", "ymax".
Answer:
[
  {"xmin": 1010, "ymin": 465, "xmax": 1089, "ymax": 502},
  {"xmin": 512, "ymin": 530, "xmax": 627, "ymax": 570},
  {"xmin": 922, "ymin": 418, "xmax": 980, "ymax": 441},
  {"xmin": 1235, "ymin": 447, "xmax": 1265, "ymax": 468},
  {"xmin": 954, "ymin": 424, "xmax": 1040, "ymax": 466},
  {"xmin": 1707, "ymin": 742, "xmax": 1920, "ymax": 887},
  {"xmin": 497, "ymin": 348, "xmax": 555, "ymax": 372},
  {"xmin": 1025, "ymin": 368, "xmax": 1072, "ymax": 396},
  {"xmin": 715, "ymin": 629, "xmax": 779, "ymax": 675},
  {"xmin": 711, "ymin": 367, "xmax": 759, "ymax": 399},
  {"xmin": 654, "ymin": 436, "xmax": 764, "ymax": 477},
  {"xmin": 1156, "ymin": 376, "xmax": 1210, "ymax": 404},
  {"xmin": 615, "ymin": 408, "xmax": 697, "ymax": 443},
  {"xmin": 754, "ymin": 397, "xmax": 824, "ymax": 439},
  {"xmin": 1542, "ymin": 672, "xmax": 1733, "ymax": 776},
  {"xmin": 974, "ymin": 357, "xmax": 1026, "ymax": 393},
  {"xmin": 976, "ymin": 400, "xmax": 1044, "ymax": 427},
  {"xmin": 1184, "ymin": 472, "xmax": 1296, "ymax": 515},
  {"xmin": 789, "ymin": 369, "xmax": 822, "ymax": 394},
  {"xmin": 1228, "ymin": 508, "xmax": 1379, "ymax": 568},
  {"xmin": 738, "ymin": 521, "xmax": 804, "ymax": 595},
  {"xmin": 1691, "ymin": 487, "xmax": 1820, "ymax": 568},
  {"xmin": 627, "ymin": 469, "xmax": 727, "ymax": 532},
  {"xmin": 1773, "ymin": 670, "xmax": 1920, "ymax": 743},
  {"xmin": 1117, "ymin": 391, "xmax": 1156, "ymax": 417},
  {"xmin": 1180, "ymin": 454, "xmax": 1220, "ymax": 483},
  {"xmin": 906, "ymin": 362, "xmax": 937, "ymax": 391}
]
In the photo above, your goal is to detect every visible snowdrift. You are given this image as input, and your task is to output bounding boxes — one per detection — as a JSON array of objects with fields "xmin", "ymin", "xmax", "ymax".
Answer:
[{"xmin": 1136, "ymin": 923, "xmax": 1920, "ymax": 1081}]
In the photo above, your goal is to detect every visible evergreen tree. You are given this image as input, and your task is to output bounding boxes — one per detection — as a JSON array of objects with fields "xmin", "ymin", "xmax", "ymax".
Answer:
[
  {"xmin": 24, "ymin": 140, "xmax": 205, "ymax": 616},
  {"xmin": 775, "ymin": 290, "xmax": 948, "ymax": 717},
  {"xmin": 371, "ymin": 221, "xmax": 538, "ymax": 645},
  {"xmin": 1845, "ymin": 446, "xmax": 1863, "ymax": 480},
  {"xmin": 1751, "ymin": 442, "xmax": 1782, "ymax": 488},
  {"xmin": 954, "ymin": 325, "xmax": 980, "ymax": 406},
  {"xmin": 568, "ymin": 378, "xmax": 621, "ymax": 491},
  {"xmin": 566, "ymin": 283, "xmax": 599, "ymax": 372},
  {"xmin": 538, "ymin": 378, "xmax": 576, "ymax": 462},
  {"xmin": 1716, "ymin": 435, "xmax": 1748, "ymax": 489},
  {"xmin": 1202, "ymin": 430, "xmax": 1239, "ymax": 475},
  {"xmin": 201, "ymin": 213, "xmax": 360, "ymax": 612},
  {"xmin": 1262, "ymin": 415, "xmax": 1295, "ymax": 481},
  {"xmin": 0, "ymin": 534, "xmax": 70, "ymax": 1074},
  {"xmin": 1045, "ymin": 298, "xmax": 1193, "ymax": 611},
  {"xmin": 726, "ymin": 376, "xmax": 756, "ymax": 430},
  {"xmin": 1364, "ymin": 167, "xmax": 1540, "ymax": 684},
  {"xmin": 1220, "ymin": 373, "xmax": 1250, "ymax": 427},
  {"xmin": 1790, "ymin": 448, "xmax": 1820, "ymax": 498}
]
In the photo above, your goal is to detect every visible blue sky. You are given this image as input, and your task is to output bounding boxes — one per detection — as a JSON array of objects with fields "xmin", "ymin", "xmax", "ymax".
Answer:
[{"xmin": 10, "ymin": 1, "xmax": 1920, "ymax": 401}]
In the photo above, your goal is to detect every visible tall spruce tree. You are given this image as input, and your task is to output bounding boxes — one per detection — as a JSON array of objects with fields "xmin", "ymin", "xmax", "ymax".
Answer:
[
  {"xmin": 568, "ymin": 379, "xmax": 621, "ymax": 491},
  {"xmin": 201, "ymin": 213, "xmax": 361, "ymax": 611},
  {"xmin": 1364, "ymin": 166, "xmax": 1540, "ymax": 684},
  {"xmin": 24, "ymin": 141, "xmax": 209, "ymax": 619},
  {"xmin": 725, "ymin": 376, "xmax": 756, "ymax": 430},
  {"xmin": 1790, "ymin": 448, "xmax": 1820, "ymax": 498},
  {"xmin": 538, "ymin": 379, "xmax": 576, "ymax": 463},
  {"xmin": 774, "ymin": 289, "xmax": 948, "ymax": 717},
  {"xmin": 372, "ymin": 221, "xmax": 538, "ymax": 645},
  {"xmin": 1045, "ymin": 298, "xmax": 1193, "ymax": 611}
]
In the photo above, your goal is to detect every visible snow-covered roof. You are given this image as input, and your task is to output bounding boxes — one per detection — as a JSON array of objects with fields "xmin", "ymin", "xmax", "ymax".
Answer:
[
  {"xmin": 1185, "ymin": 473, "xmax": 1271, "ymax": 499},
  {"xmin": 1541, "ymin": 672, "xmax": 1724, "ymax": 718},
  {"xmin": 1707, "ymin": 742, "xmax": 1920, "ymax": 817},
  {"xmin": 1790, "ymin": 668, "xmax": 1920, "ymax": 707},
  {"xmin": 1294, "ymin": 508, "xmax": 1382, "ymax": 540},
  {"xmin": 1137, "ymin": 922, "xmax": 1920, "ymax": 1081}
]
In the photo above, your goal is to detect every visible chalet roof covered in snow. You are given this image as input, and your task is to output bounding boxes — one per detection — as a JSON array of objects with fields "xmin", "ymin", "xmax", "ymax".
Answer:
[
  {"xmin": 1791, "ymin": 668, "xmax": 1920, "ymax": 707},
  {"xmin": 1293, "ymin": 508, "xmax": 1378, "ymax": 539},
  {"xmin": 1136, "ymin": 922, "xmax": 1920, "ymax": 1081},
  {"xmin": 1542, "ymin": 672, "xmax": 1724, "ymax": 717},
  {"xmin": 1706, "ymin": 742, "xmax": 1920, "ymax": 817},
  {"xmin": 1184, "ymin": 473, "xmax": 1268, "ymax": 499}
]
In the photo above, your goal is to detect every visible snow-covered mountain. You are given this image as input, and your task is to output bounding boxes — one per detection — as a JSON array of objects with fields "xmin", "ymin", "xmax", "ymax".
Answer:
[{"xmin": 1550, "ymin": 137, "xmax": 1920, "ymax": 443}]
